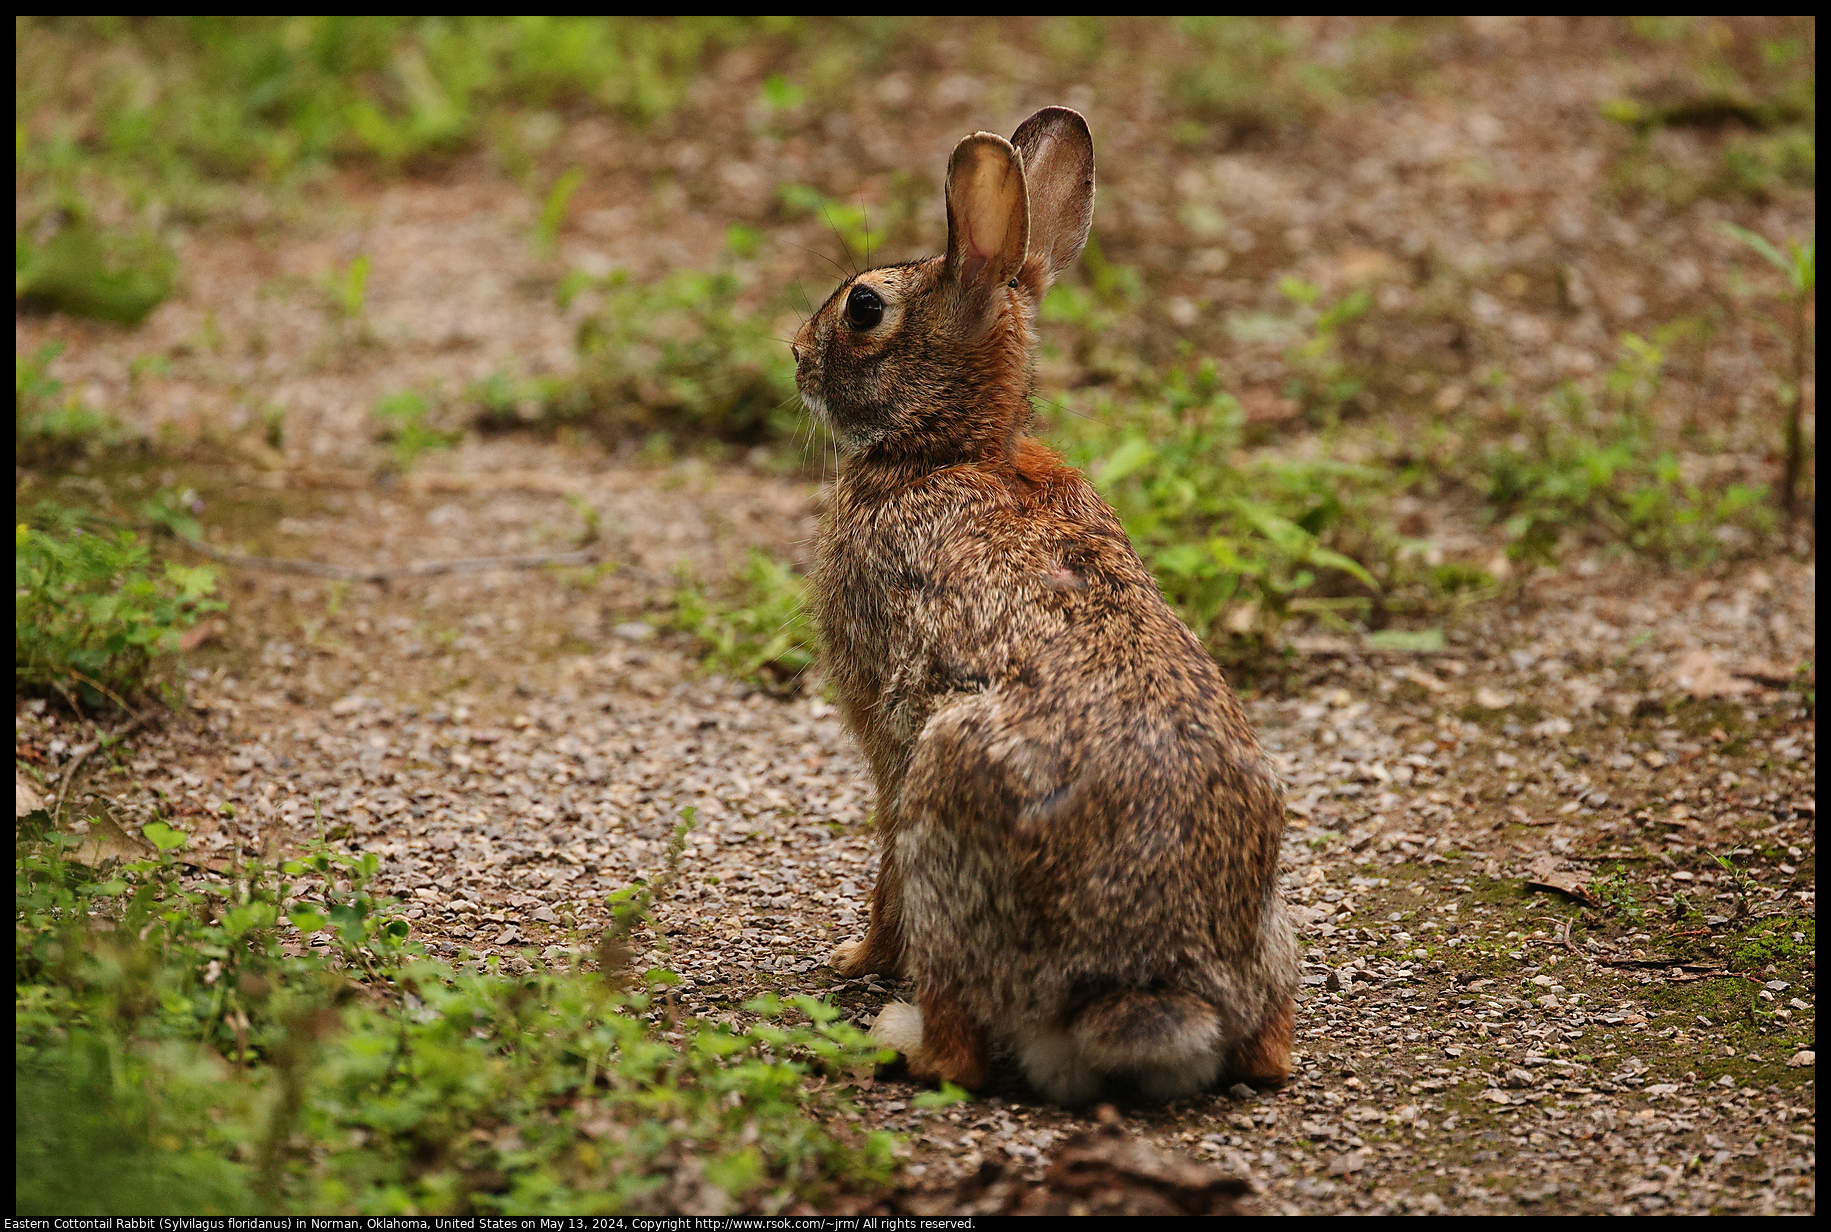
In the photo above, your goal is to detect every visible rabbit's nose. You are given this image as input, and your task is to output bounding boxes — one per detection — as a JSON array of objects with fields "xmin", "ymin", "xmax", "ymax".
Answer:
[{"xmin": 791, "ymin": 342, "xmax": 804, "ymax": 365}]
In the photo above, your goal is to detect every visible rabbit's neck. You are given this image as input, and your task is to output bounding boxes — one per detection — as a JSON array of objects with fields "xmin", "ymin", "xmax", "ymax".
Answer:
[{"xmin": 852, "ymin": 398, "xmax": 1036, "ymax": 476}]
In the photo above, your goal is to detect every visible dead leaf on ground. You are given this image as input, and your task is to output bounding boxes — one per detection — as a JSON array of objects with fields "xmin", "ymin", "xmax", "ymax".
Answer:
[
  {"xmin": 1400, "ymin": 666, "xmax": 1449, "ymax": 693},
  {"xmin": 17, "ymin": 769, "xmax": 45, "ymax": 819},
  {"xmin": 1670, "ymin": 649, "xmax": 1755, "ymax": 699},
  {"xmin": 1732, "ymin": 658, "xmax": 1803, "ymax": 687},
  {"xmin": 1240, "ymin": 388, "xmax": 1301, "ymax": 424},
  {"xmin": 68, "ymin": 811, "xmax": 155, "ymax": 867},
  {"xmin": 893, "ymin": 1124, "xmax": 1249, "ymax": 1216},
  {"xmin": 1524, "ymin": 854, "xmax": 1599, "ymax": 907},
  {"xmin": 180, "ymin": 618, "xmax": 225, "ymax": 651}
]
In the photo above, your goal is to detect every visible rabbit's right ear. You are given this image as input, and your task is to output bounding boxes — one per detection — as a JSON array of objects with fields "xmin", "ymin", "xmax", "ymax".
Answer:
[
  {"xmin": 1010, "ymin": 107, "xmax": 1094, "ymax": 295},
  {"xmin": 944, "ymin": 132, "xmax": 1028, "ymax": 329}
]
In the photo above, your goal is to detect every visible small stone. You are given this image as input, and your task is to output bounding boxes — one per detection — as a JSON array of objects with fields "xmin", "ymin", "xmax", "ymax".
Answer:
[
  {"xmin": 1228, "ymin": 1083, "xmax": 1257, "ymax": 1101},
  {"xmin": 1785, "ymin": 1050, "xmax": 1814, "ymax": 1068},
  {"xmin": 1503, "ymin": 1067, "xmax": 1535, "ymax": 1089},
  {"xmin": 612, "ymin": 622, "xmax": 656, "ymax": 642}
]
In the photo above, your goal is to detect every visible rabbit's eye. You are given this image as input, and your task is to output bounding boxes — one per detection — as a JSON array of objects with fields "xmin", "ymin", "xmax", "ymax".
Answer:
[{"xmin": 844, "ymin": 285, "xmax": 885, "ymax": 331}]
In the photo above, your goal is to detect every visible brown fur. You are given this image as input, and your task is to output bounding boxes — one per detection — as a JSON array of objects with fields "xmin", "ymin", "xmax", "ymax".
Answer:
[
  {"xmin": 906, "ymin": 983, "xmax": 991, "ymax": 1091},
  {"xmin": 1230, "ymin": 994, "xmax": 1296, "ymax": 1088},
  {"xmin": 797, "ymin": 108, "xmax": 1297, "ymax": 1103}
]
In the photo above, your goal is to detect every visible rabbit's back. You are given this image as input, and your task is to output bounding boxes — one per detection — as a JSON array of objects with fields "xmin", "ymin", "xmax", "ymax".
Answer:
[{"xmin": 816, "ymin": 456, "xmax": 1289, "ymax": 1012}]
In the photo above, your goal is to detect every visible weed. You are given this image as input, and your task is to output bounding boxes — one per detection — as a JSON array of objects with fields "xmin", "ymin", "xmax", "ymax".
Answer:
[
  {"xmin": 1718, "ymin": 223, "xmax": 1815, "ymax": 528},
  {"xmin": 320, "ymin": 254, "xmax": 373, "ymax": 324},
  {"xmin": 16, "ymin": 19, "xmax": 766, "ymax": 209},
  {"xmin": 16, "ymin": 220, "xmax": 180, "ymax": 327},
  {"xmin": 375, "ymin": 390, "xmax": 463, "ymax": 469},
  {"xmin": 532, "ymin": 168, "xmax": 585, "ymax": 258},
  {"xmin": 1278, "ymin": 277, "xmax": 1373, "ymax": 425},
  {"xmin": 1047, "ymin": 359, "xmax": 1392, "ymax": 657},
  {"xmin": 1587, "ymin": 865, "xmax": 1649, "ymax": 925},
  {"xmin": 671, "ymin": 550, "xmax": 815, "ymax": 695},
  {"xmin": 14, "ymin": 811, "xmax": 897, "ymax": 1215},
  {"xmin": 1709, "ymin": 850, "xmax": 1758, "ymax": 919},
  {"xmin": 1038, "ymin": 232, "xmax": 1143, "ymax": 374},
  {"xmin": 555, "ymin": 260, "xmax": 797, "ymax": 446},
  {"xmin": 1482, "ymin": 333, "xmax": 1775, "ymax": 567},
  {"xmin": 16, "ymin": 343, "xmax": 124, "ymax": 466},
  {"xmin": 1171, "ymin": 17, "xmax": 1440, "ymax": 142},
  {"xmin": 15, "ymin": 507, "xmax": 223, "ymax": 709}
]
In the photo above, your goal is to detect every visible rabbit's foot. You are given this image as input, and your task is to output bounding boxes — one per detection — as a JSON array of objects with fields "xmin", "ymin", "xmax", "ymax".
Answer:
[
  {"xmin": 904, "ymin": 983, "xmax": 989, "ymax": 1091},
  {"xmin": 828, "ymin": 930, "xmax": 902, "ymax": 978},
  {"xmin": 1230, "ymin": 994, "xmax": 1295, "ymax": 1088}
]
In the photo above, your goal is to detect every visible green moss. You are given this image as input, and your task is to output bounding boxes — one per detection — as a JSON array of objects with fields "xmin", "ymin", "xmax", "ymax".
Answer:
[{"xmin": 1725, "ymin": 915, "xmax": 1814, "ymax": 972}]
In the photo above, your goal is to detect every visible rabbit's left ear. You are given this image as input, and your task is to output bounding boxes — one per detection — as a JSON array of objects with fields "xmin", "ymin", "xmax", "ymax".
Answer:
[
  {"xmin": 1010, "ymin": 107, "xmax": 1094, "ymax": 295},
  {"xmin": 944, "ymin": 131, "xmax": 1029, "ymax": 322}
]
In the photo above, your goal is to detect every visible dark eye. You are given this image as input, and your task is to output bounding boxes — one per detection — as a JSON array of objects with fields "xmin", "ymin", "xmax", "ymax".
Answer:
[{"xmin": 844, "ymin": 285, "xmax": 884, "ymax": 331}]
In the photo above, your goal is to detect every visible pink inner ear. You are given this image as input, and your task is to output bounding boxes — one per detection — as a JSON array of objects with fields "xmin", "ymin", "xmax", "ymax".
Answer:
[{"xmin": 962, "ymin": 214, "xmax": 995, "ymax": 261}]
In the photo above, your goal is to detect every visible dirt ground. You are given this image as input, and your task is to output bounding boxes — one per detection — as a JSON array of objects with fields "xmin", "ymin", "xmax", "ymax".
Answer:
[{"xmin": 16, "ymin": 17, "xmax": 1814, "ymax": 1216}]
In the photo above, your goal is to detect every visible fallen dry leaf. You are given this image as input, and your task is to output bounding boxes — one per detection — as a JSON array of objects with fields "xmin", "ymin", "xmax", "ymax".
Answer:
[
  {"xmin": 1524, "ymin": 854, "xmax": 1599, "ymax": 906},
  {"xmin": 17, "ymin": 769, "xmax": 45, "ymax": 819},
  {"xmin": 179, "ymin": 618, "xmax": 225, "ymax": 652},
  {"xmin": 1670, "ymin": 649, "xmax": 1755, "ymax": 699}
]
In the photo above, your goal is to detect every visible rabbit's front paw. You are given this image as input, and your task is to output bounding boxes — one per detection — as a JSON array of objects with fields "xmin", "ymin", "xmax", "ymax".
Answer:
[
  {"xmin": 828, "ymin": 929, "xmax": 902, "ymax": 978},
  {"xmin": 829, "ymin": 938, "xmax": 870, "ymax": 976}
]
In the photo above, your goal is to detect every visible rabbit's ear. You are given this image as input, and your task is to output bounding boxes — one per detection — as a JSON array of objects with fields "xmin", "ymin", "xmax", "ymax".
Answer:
[
  {"xmin": 944, "ymin": 132, "xmax": 1028, "ymax": 317},
  {"xmin": 1011, "ymin": 107, "xmax": 1094, "ymax": 294}
]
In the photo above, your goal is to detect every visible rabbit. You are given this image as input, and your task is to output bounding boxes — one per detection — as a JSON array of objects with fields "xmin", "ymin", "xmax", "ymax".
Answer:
[{"xmin": 792, "ymin": 106, "xmax": 1297, "ymax": 1104}]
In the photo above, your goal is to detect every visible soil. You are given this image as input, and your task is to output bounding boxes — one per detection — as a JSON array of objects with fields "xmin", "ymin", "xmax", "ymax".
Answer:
[{"xmin": 16, "ymin": 17, "xmax": 1814, "ymax": 1216}]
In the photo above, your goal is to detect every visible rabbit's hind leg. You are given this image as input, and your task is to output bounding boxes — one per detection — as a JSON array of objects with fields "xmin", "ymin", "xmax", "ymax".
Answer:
[
  {"xmin": 1229, "ymin": 993, "xmax": 1295, "ymax": 1088},
  {"xmin": 903, "ymin": 981, "xmax": 989, "ymax": 1091},
  {"xmin": 828, "ymin": 852, "xmax": 906, "ymax": 977}
]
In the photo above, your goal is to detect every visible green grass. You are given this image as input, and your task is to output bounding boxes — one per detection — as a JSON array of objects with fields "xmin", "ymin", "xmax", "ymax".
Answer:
[
  {"xmin": 1045, "ymin": 359, "xmax": 1403, "ymax": 654},
  {"xmin": 375, "ymin": 390, "xmax": 463, "ymax": 469},
  {"xmin": 550, "ymin": 258, "xmax": 799, "ymax": 447},
  {"xmin": 14, "ymin": 810, "xmax": 898, "ymax": 1215},
  {"xmin": 670, "ymin": 550, "xmax": 815, "ymax": 695},
  {"xmin": 15, "ymin": 503, "xmax": 223, "ymax": 709},
  {"xmin": 16, "ymin": 220, "xmax": 179, "ymax": 327},
  {"xmin": 1478, "ymin": 332, "xmax": 1776, "ymax": 568},
  {"xmin": 16, "ymin": 343, "xmax": 125, "ymax": 465}
]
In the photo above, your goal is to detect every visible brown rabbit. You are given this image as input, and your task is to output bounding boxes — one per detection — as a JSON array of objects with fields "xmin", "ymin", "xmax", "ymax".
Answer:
[{"xmin": 793, "ymin": 107, "xmax": 1296, "ymax": 1104}]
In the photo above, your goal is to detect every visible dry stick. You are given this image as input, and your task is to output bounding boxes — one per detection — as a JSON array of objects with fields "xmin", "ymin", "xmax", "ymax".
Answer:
[
  {"xmin": 1784, "ymin": 285, "xmax": 1807, "ymax": 530},
  {"xmin": 51, "ymin": 707, "xmax": 156, "ymax": 825},
  {"xmin": 1533, "ymin": 916, "xmax": 1764, "ymax": 984},
  {"xmin": 172, "ymin": 534, "xmax": 662, "ymax": 585}
]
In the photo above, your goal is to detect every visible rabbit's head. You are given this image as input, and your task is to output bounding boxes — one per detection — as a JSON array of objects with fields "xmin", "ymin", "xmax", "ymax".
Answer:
[{"xmin": 793, "ymin": 107, "xmax": 1094, "ymax": 461}]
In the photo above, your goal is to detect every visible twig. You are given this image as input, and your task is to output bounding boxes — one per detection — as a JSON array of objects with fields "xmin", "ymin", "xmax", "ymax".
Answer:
[
  {"xmin": 172, "ymin": 534, "xmax": 659, "ymax": 584},
  {"xmin": 51, "ymin": 707, "xmax": 156, "ymax": 825}
]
